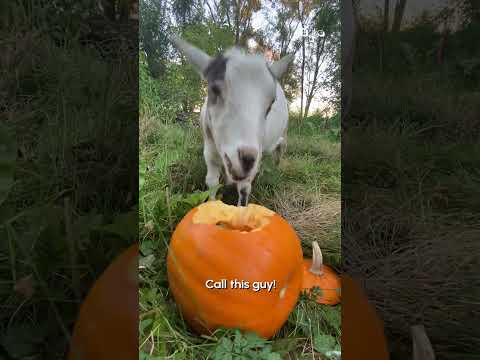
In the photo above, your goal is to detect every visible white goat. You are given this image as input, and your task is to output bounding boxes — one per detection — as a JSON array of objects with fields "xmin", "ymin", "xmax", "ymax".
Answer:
[{"xmin": 170, "ymin": 36, "xmax": 293, "ymax": 206}]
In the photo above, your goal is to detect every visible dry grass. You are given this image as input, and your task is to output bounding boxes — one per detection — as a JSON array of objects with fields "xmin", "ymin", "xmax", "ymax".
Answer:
[{"xmin": 272, "ymin": 188, "xmax": 341, "ymax": 263}]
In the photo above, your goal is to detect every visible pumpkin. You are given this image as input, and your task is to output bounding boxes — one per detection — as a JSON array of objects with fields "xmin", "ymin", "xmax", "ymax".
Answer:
[
  {"xmin": 67, "ymin": 244, "xmax": 138, "ymax": 360},
  {"xmin": 167, "ymin": 200, "xmax": 303, "ymax": 339},
  {"xmin": 342, "ymin": 274, "xmax": 389, "ymax": 360},
  {"xmin": 301, "ymin": 241, "xmax": 341, "ymax": 305}
]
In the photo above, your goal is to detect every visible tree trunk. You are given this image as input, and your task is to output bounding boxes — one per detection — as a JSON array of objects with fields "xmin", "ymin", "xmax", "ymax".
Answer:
[
  {"xmin": 300, "ymin": 34, "xmax": 305, "ymax": 119},
  {"xmin": 392, "ymin": 0, "xmax": 407, "ymax": 32},
  {"xmin": 234, "ymin": 0, "xmax": 241, "ymax": 45},
  {"xmin": 304, "ymin": 91, "xmax": 312, "ymax": 118},
  {"xmin": 383, "ymin": 0, "xmax": 390, "ymax": 32},
  {"xmin": 437, "ymin": 23, "xmax": 449, "ymax": 65},
  {"xmin": 342, "ymin": 0, "xmax": 356, "ymax": 130},
  {"xmin": 304, "ymin": 35, "xmax": 326, "ymax": 118},
  {"xmin": 206, "ymin": 1, "xmax": 217, "ymax": 23},
  {"xmin": 299, "ymin": 2, "xmax": 305, "ymax": 120}
]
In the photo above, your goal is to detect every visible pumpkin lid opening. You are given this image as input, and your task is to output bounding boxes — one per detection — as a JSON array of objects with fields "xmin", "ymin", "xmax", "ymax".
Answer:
[
  {"xmin": 192, "ymin": 201, "xmax": 274, "ymax": 232},
  {"xmin": 310, "ymin": 241, "xmax": 324, "ymax": 275}
]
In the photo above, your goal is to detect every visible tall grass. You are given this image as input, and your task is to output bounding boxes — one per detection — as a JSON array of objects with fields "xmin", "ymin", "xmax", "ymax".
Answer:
[
  {"xmin": 344, "ymin": 26, "xmax": 480, "ymax": 358},
  {"xmin": 1, "ymin": 1, "xmax": 137, "ymax": 358}
]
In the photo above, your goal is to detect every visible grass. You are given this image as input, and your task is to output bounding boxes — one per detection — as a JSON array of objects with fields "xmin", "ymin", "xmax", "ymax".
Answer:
[
  {"xmin": 0, "ymin": 2, "xmax": 138, "ymax": 358},
  {"xmin": 138, "ymin": 114, "xmax": 341, "ymax": 359},
  {"xmin": 342, "ymin": 55, "xmax": 480, "ymax": 358}
]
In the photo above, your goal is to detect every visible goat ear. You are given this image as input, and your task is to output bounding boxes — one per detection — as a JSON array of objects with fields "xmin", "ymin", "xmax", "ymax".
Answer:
[
  {"xmin": 170, "ymin": 35, "xmax": 211, "ymax": 77},
  {"xmin": 269, "ymin": 54, "xmax": 294, "ymax": 79}
]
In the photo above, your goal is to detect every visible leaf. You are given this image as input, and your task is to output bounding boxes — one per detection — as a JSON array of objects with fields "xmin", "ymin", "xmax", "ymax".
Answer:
[
  {"xmin": 139, "ymin": 352, "xmax": 164, "ymax": 360},
  {"xmin": 0, "ymin": 123, "xmax": 16, "ymax": 206},
  {"xmin": 212, "ymin": 337, "xmax": 234, "ymax": 360},
  {"xmin": 180, "ymin": 189, "xmax": 211, "ymax": 207},
  {"xmin": 139, "ymin": 254, "xmax": 155, "ymax": 270},
  {"xmin": 313, "ymin": 334, "xmax": 336, "ymax": 355},
  {"xmin": 140, "ymin": 239, "xmax": 155, "ymax": 256},
  {"xmin": 96, "ymin": 210, "xmax": 138, "ymax": 241},
  {"xmin": 211, "ymin": 330, "xmax": 282, "ymax": 360},
  {"xmin": 242, "ymin": 331, "xmax": 266, "ymax": 348},
  {"xmin": 271, "ymin": 337, "xmax": 300, "ymax": 354}
]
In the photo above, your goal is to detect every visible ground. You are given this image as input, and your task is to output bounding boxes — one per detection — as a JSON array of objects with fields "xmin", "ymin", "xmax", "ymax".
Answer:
[{"xmin": 138, "ymin": 113, "xmax": 341, "ymax": 359}]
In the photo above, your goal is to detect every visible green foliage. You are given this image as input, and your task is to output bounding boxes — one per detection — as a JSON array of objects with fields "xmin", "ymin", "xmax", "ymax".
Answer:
[
  {"xmin": 139, "ymin": 0, "xmax": 171, "ymax": 77},
  {"xmin": 140, "ymin": 53, "xmax": 189, "ymax": 123},
  {"xmin": 211, "ymin": 330, "xmax": 282, "ymax": 360}
]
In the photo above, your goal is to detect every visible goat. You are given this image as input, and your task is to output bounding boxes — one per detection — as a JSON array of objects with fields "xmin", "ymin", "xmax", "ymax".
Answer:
[{"xmin": 170, "ymin": 36, "xmax": 293, "ymax": 206}]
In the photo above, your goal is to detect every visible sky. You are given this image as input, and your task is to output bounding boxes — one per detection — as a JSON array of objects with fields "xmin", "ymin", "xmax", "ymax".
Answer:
[{"xmin": 249, "ymin": 6, "xmax": 333, "ymax": 114}]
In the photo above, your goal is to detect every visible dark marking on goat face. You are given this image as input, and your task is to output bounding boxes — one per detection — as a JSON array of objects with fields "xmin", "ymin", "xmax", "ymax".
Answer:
[
  {"xmin": 204, "ymin": 55, "xmax": 228, "ymax": 105},
  {"xmin": 224, "ymin": 154, "xmax": 246, "ymax": 181},
  {"xmin": 204, "ymin": 55, "xmax": 227, "ymax": 83}
]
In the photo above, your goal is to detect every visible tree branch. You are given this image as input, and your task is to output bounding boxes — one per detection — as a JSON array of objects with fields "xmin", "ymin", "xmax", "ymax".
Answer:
[{"xmin": 205, "ymin": 0, "xmax": 218, "ymax": 23}]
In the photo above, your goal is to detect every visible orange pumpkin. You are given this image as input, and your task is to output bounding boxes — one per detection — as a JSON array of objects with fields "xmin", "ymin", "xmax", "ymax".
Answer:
[
  {"xmin": 342, "ymin": 274, "xmax": 389, "ymax": 360},
  {"xmin": 167, "ymin": 200, "xmax": 303, "ymax": 339},
  {"xmin": 302, "ymin": 241, "xmax": 341, "ymax": 305},
  {"xmin": 68, "ymin": 244, "xmax": 138, "ymax": 360}
]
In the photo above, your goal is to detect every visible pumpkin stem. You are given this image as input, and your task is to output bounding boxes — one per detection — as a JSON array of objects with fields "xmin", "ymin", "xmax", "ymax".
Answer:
[
  {"xmin": 310, "ymin": 241, "xmax": 324, "ymax": 276},
  {"xmin": 411, "ymin": 324, "xmax": 436, "ymax": 360}
]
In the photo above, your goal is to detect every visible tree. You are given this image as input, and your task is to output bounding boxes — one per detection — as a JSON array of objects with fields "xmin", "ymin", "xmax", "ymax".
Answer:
[
  {"xmin": 263, "ymin": 0, "xmax": 302, "ymax": 102},
  {"xmin": 391, "ymin": 0, "xmax": 407, "ymax": 32},
  {"xmin": 171, "ymin": 0, "xmax": 204, "ymax": 28},
  {"xmin": 303, "ymin": 0, "xmax": 340, "ymax": 117},
  {"xmin": 277, "ymin": 0, "xmax": 316, "ymax": 119},
  {"xmin": 139, "ymin": 0, "xmax": 171, "ymax": 77},
  {"xmin": 204, "ymin": 0, "xmax": 261, "ymax": 46},
  {"xmin": 383, "ymin": 0, "xmax": 390, "ymax": 31},
  {"xmin": 268, "ymin": 1, "xmax": 301, "ymax": 57}
]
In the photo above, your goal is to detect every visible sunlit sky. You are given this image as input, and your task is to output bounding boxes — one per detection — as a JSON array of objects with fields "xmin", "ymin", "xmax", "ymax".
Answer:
[{"xmin": 249, "ymin": 8, "xmax": 332, "ymax": 114}]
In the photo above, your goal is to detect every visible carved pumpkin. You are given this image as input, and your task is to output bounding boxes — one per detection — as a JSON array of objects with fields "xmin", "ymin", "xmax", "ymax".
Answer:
[
  {"xmin": 301, "ymin": 241, "xmax": 341, "ymax": 305},
  {"xmin": 342, "ymin": 274, "xmax": 389, "ymax": 360},
  {"xmin": 167, "ymin": 200, "xmax": 303, "ymax": 339},
  {"xmin": 67, "ymin": 244, "xmax": 138, "ymax": 360}
]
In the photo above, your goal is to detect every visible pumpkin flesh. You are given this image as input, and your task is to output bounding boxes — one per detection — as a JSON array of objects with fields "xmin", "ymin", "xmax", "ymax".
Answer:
[{"xmin": 167, "ymin": 201, "xmax": 303, "ymax": 339}]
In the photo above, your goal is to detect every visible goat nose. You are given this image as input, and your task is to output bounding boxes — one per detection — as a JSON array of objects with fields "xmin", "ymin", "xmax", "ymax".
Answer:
[{"xmin": 238, "ymin": 147, "xmax": 257, "ymax": 173}]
